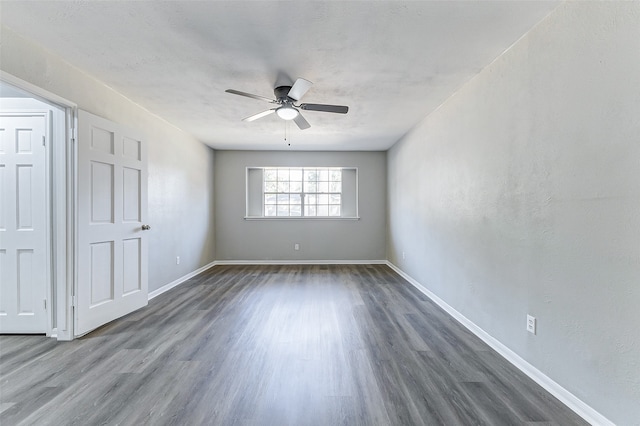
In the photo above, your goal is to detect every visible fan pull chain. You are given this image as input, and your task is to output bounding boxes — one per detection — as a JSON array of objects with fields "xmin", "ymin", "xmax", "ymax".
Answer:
[{"xmin": 285, "ymin": 121, "xmax": 291, "ymax": 147}]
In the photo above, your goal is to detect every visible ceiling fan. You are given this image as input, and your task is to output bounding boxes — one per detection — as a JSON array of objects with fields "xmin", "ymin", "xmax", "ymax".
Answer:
[{"xmin": 225, "ymin": 78, "xmax": 348, "ymax": 130}]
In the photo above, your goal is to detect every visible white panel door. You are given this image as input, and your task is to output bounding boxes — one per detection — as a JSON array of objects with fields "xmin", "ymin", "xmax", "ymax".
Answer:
[
  {"xmin": 0, "ymin": 112, "xmax": 48, "ymax": 333},
  {"xmin": 76, "ymin": 110, "xmax": 148, "ymax": 336}
]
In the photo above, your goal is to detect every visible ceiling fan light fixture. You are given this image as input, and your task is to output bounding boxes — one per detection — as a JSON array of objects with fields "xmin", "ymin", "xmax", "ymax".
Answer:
[{"xmin": 276, "ymin": 105, "xmax": 299, "ymax": 120}]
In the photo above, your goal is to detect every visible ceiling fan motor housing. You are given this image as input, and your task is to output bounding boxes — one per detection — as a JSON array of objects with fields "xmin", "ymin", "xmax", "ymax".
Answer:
[{"xmin": 274, "ymin": 86, "xmax": 293, "ymax": 102}]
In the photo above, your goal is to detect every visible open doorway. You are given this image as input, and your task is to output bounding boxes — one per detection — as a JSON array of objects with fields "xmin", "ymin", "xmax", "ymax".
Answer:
[{"xmin": 0, "ymin": 77, "xmax": 75, "ymax": 340}]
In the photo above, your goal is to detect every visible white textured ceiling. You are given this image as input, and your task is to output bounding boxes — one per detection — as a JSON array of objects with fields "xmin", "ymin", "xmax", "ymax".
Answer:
[{"xmin": 0, "ymin": 1, "xmax": 559, "ymax": 151}]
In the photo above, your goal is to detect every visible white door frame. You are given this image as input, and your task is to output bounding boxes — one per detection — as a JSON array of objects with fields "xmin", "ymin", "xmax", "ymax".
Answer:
[{"xmin": 1, "ymin": 71, "xmax": 77, "ymax": 341}]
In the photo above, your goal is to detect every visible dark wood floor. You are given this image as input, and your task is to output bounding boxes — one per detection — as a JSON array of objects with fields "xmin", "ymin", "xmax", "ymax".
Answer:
[{"xmin": 1, "ymin": 264, "xmax": 587, "ymax": 425}]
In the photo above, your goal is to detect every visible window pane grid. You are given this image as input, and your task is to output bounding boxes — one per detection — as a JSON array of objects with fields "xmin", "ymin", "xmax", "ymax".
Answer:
[{"xmin": 264, "ymin": 167, "xmax": 341, "ymax": 217}]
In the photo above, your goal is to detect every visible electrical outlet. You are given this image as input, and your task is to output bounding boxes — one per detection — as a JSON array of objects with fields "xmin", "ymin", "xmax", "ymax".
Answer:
[
  {"xmin": 294, "ymin": 243, "xmax": 300, "ymax": 251},
  {"xmin": 402, "ymin": 251, "xmax": 406, "ymax": 260},
  {"xmin": 176, "ymin": 256, "xmax": 180, "ymax": 265},
  {"xmin": 527, "ymin": 314, "xmax": 536, "ymax": 334}
]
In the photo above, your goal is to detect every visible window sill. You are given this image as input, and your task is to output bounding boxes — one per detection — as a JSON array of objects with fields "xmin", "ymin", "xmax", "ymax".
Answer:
[{"xmin": 244, "ymin": 216, "xmax": 360, "ymax": 221}]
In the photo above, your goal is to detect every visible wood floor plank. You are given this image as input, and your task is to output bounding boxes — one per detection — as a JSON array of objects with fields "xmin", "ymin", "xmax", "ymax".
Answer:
[{"xmin": 0, "ymin": 264, "xmax": 588, "ymax": 426}]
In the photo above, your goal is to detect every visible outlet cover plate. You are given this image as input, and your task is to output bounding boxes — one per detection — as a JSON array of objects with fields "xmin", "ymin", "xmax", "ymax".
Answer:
[{"xmin": 527, "ymin": 314, "xmax": 536, "ymax": 334}]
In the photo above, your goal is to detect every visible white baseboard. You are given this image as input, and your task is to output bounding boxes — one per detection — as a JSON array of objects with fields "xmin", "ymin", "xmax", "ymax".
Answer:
[
  {"xmin": 148, "ymin": 261, "xmax": 217, "ymax": 300},
  {"xmin": 385, "ymin": 261, "xmax": 613, "ymax": 426},
  {"xmin": 213, "ymin": 259, "xmax": 387, "ymax": 265}
]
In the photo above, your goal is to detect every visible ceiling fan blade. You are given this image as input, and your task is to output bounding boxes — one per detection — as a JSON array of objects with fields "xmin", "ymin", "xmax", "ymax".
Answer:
[
  {"xmin": 226, "ymin": 89, "xmax": 275, "ymax": 103},
  {"xmin": 299, "ymin": 103, "xmax": 349, "ymax": 114},
  {"xmin": 293, "ymin": 113, "xmax": 311, "ymax": 130},
  {"xmin": 243, "ymin": 109, "xmax": 276, "ymax": 122},
  {"xmin": 287, "ymin": 78, "xmax": 313, "ymax": 101}
]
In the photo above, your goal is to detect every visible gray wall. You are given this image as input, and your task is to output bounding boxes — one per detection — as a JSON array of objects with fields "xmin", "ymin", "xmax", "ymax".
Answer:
[
  {"xmin": 215, "ymin": 151, "xmax": 386, "ymax": 261},
  {"xmin": 1, "ymin": 26, "xmax": 216, "ymax": 293},
  {"xmin": 387, "ymin": 3, "xmax": 640, "ymax": 424}
]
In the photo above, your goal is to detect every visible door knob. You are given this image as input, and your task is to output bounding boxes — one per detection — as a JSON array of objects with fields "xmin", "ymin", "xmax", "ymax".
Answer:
[{"xmin": 141, "ymin": 224, "xmax": 151, "ymax": 231}]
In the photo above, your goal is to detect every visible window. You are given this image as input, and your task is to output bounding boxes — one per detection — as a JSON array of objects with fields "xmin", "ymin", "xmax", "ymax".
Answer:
[
  {"xmin": 246, "ymin": 167, "xmax": 358, "ymax": 219},
  {"xmin": 263, "ymin": 168, "xmax": 342, "ymax": 217}
]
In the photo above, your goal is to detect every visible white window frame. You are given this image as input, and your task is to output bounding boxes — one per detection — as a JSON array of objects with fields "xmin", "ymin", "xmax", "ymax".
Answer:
[{"xmin": 263, "ymin": 167, "xmax": 342, "ymax": 217}]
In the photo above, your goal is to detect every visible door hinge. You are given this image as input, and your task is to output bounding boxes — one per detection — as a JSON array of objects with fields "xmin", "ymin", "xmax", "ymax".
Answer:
[
  {"xmin": 44, "ymin": 299, "xmax": 47, "ymax": 310},
  {"xmin": 71, "ymin": 295, "xmax": 77, "ymax": 308},
  {"xmin": 42, "ymin": 135, "xmax": 46, "ymax": 146}
]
